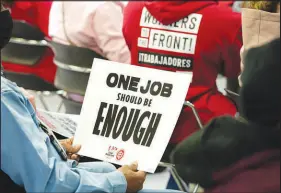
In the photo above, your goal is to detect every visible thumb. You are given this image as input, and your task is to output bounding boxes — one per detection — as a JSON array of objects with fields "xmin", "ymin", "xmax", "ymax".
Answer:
[
  {"xmin": 72, "ymin": 144, "xmax": 82, "ymax": 153},
  {"xmin": 64, "ymin": 143, "xmax": 81, "ymax": 154},
  {"xmin": 129, "ymin": 161, "xmax": 138, "ymax": 171}
]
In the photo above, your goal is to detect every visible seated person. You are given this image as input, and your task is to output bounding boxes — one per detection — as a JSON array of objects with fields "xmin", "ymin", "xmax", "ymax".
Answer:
[
  {"xmin": 1, "ymin": 55, "xmax": 182, "ymax": 193},
  {"xmin": 1, "ymin": 1, "xmax": 56, "ymax": 84},
  {"xmin": 122, "ymin": 1, "xmax": 242, "ymax": 159},
  {"xmin": 172, "ymin": 38, "xmax": 280, "ymax": 193},
  {"xmin": 1, "ymin": 6, "xmax": 183, "ymax": 193},
  {"xmin": 48, "ymin": 1, "xmax": 131, "ymax": 110},
  {"xmin": 48, "ymin": 1, "xmax": 130, "ymax": 64}
]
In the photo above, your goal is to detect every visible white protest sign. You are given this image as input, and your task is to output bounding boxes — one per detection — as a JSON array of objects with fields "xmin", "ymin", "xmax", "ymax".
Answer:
[{"xmin": 74, "ymin": 59, "xmax": 192, "ymax": 173}]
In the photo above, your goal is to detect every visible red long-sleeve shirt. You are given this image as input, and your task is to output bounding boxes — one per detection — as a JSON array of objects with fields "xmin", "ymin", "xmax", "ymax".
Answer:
[{"xmin": 2, "ymin": 2, "xmax": 56, "ymax": 83}]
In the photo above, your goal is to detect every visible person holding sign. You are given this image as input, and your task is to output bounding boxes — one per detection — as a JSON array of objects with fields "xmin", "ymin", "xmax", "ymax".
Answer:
[
  {"xmin": 72, "ymin": 59, "xmax": 191, "ymax": 174},
  {"xmin": 0, "ymin": 4, "xmax": 181, "ymax": 193},
  {"xmin": 0, "ymin": 50, "xmax": 178, "ymax": 193}
]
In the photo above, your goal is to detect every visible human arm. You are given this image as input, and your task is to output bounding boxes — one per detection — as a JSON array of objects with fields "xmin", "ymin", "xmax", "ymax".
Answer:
[
  {"xmin": 92, "ymin": 2, "xmax": 131, "ymax": 64},
  {"xmin": 19, "ymin": 87, "xmax": 36, "ymax": 110},
  {"xmin": 18, "ymin": 87, "xmax": 82, "ymax": 161},
  {"xmin": 1, "ymin": 80, "xmax": 127, "ymax": 192},
  {"xmin": 222, "ymin": 22, "xmax": 242, "ymax": 79},
  {"xmin": 225, "ymin": 26, "xmax": 242, "ymax": 93},
  {"xmin": 122, "ymin": 2, "xmax": 143, "ymax": 52},
  {"xmin": 221, "ymin": 14, "xmax": 243, "ymax": 93}
]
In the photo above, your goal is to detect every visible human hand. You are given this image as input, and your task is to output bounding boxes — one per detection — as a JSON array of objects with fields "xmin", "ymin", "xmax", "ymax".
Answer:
[
  {"xmin": 20, "ymin": 87, "xmax": 36, "ymax": 110},
  {"xmin": 59, "ymin": 137, "xmax": 81, "ymax": 161},
  {"xmin": 118, "ymin": 162, "xmax": 146, "ymax": 193}
]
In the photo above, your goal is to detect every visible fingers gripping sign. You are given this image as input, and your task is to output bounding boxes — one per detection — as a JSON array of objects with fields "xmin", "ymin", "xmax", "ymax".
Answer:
[
  {"xmin": 59, "ymin": 137, "xmax": 81, "ymax": 161},
  {"xmin": 118, "ymin": 161, "xmax": 147, "ymax": 193}
]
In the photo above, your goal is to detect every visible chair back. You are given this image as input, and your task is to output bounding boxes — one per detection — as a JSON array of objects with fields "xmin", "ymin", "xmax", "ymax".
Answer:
[
  {"xmin": 47, "ymin": 40, "xmax": 107, "ymax": 95},
  {"xmin": 1, "ymin": 20, "xmax": 48, "ymax": 66},
  {"xmin": 4, "ymin": 71, "xmax": 58, "ymax": 91}
]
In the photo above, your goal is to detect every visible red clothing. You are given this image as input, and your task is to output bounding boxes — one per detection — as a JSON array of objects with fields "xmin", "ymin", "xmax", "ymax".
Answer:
[
  {"xmin": 2, "ymin": 2, "xmax": 56, "ymax": 83},
  {"xmin": 208, "ymin": 150, "xmax": 280, "ymax": 193},
  {"xmin": 123, "ymin": 1, "xmax": 242, "ymax": 143},
  {"xmin": 218, "ymin": 1, "xmax": 234, "ymax": 7}
]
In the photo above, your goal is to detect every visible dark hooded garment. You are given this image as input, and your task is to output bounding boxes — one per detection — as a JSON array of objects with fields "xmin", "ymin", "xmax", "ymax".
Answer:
[
  {"xmin": 171, "ymin": 38, "xmax": 280, "ymax": 193},
  {"xmin": 0, "ymin": 8, "xmax": 13, "ymax": 76}
]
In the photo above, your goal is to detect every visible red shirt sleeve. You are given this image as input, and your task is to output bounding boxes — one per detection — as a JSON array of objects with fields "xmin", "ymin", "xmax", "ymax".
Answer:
[
  {"xmin": 10, "ymin": 2, "xmax": 52, "ymax": 36},
  {"xmin": 221, "ymin": 15, "xmax": 243, "ymax": 78},
  {"xmin": 122, "ymin": 2, "xmax": 134, "ymax": 50},
  {"xmin": 123, "ymin": 2, "xmax": 144, "ymax": 51},
  {"xmin": 33, "ymin": 2, "xmax": 52, "ymax": 36}
]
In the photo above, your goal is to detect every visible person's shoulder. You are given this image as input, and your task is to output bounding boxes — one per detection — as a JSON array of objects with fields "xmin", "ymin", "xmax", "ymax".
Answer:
[
  {"xmin": 1, "ymin": 77, "xmax": 33, "ymax": 118},
  {"xmin": 202, "ymin": 116, "xmax": 247, "ymax": 137},
  {"xmin": 1, "ymin": 77, "xmax": 22, "ymax": 96},
  {"xmin": 204, "ymin": 4, "xmax": 241, "ymax": 23},
  {"xmin": 202, "ymin": 5, "xmax": 242, "ymax": 40}
]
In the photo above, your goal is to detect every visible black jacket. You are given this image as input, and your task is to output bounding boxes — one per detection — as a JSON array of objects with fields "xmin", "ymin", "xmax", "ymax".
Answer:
[{"xmin": 171, "ymin": 116, "xmax": 280, "ymax": 188}]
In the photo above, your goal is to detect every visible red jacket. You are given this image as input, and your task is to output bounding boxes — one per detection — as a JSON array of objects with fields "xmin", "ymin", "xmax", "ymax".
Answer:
[
  {"xmin": 218, "ymin": 1, "xmax": 235, "ymax": 7},
  {"xmin": 123, "ymin": 1, "xmax": 242, "ymax": 143},
  {"xmin": 2, "ymin": 2, "xmax": 56, "ymax": 84}
]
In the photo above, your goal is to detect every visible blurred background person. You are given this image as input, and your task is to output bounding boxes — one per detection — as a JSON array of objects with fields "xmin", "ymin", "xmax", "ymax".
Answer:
[
  {"xmin": 122, "ymin": 1, "xmax": 242, "ymax": 165},
  {"xmin": 48, "ymin": 1, "xmax": 130, "ymax": 108},
  {"xmin": 1, "ymin": 1, "xmax": 56, "ymax": 84},
  {"xmin": 172, "ymin": 38, "xmax": 281, "ymax": 193},
  {"xmin": 49, "ymin": 1, "xmax": 130, "ymax": 64}
]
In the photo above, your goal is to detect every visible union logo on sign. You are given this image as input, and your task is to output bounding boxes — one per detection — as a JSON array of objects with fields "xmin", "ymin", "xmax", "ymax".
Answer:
[{"xmin": 116, "ymin": 149, "xmax": 125, "ymax": 161}]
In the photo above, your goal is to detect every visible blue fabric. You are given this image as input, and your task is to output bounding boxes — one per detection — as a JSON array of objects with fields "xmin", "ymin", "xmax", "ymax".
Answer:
[
  {"xmin": 1, "ymin": 77, "xmax": 184, "ymax": 193},
  {"xmin": 166, "ymin": 174, "xmax": 180, "ymax": 190},
  {"xmin": 1, "ymin": 77, "xmax": 127, "ymax": 193}
]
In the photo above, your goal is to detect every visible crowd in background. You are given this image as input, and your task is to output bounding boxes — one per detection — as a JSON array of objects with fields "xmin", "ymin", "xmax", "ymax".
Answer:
[{"xmin": 1, "ymin": 1, "xmax": 280, "ymax": 193}]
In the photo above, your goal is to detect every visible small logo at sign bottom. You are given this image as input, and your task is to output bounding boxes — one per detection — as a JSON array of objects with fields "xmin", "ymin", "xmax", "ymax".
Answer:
[
  {"xmin": 105, "ymin": 146, "xmax": 117, "ymax": 160},
  {"xmin": 116, "ymin": 149, "xmax": 125, "ymax": 161}
]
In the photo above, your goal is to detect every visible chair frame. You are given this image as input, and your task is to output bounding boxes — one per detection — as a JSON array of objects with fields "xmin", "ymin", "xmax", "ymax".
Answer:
[
  {"xmin": 159, "ymin": 101, "xmax": 203, "ymax": 193},
  {"xmin": 8, "ymin": 37, "xmax": 48, "ymax": 47}
]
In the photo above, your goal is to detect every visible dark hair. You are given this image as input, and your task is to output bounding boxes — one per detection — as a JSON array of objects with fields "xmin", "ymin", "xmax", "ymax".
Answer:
[{"xmin": 239, "ymin": 38, "xmax": 281, "ymax": 127}]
